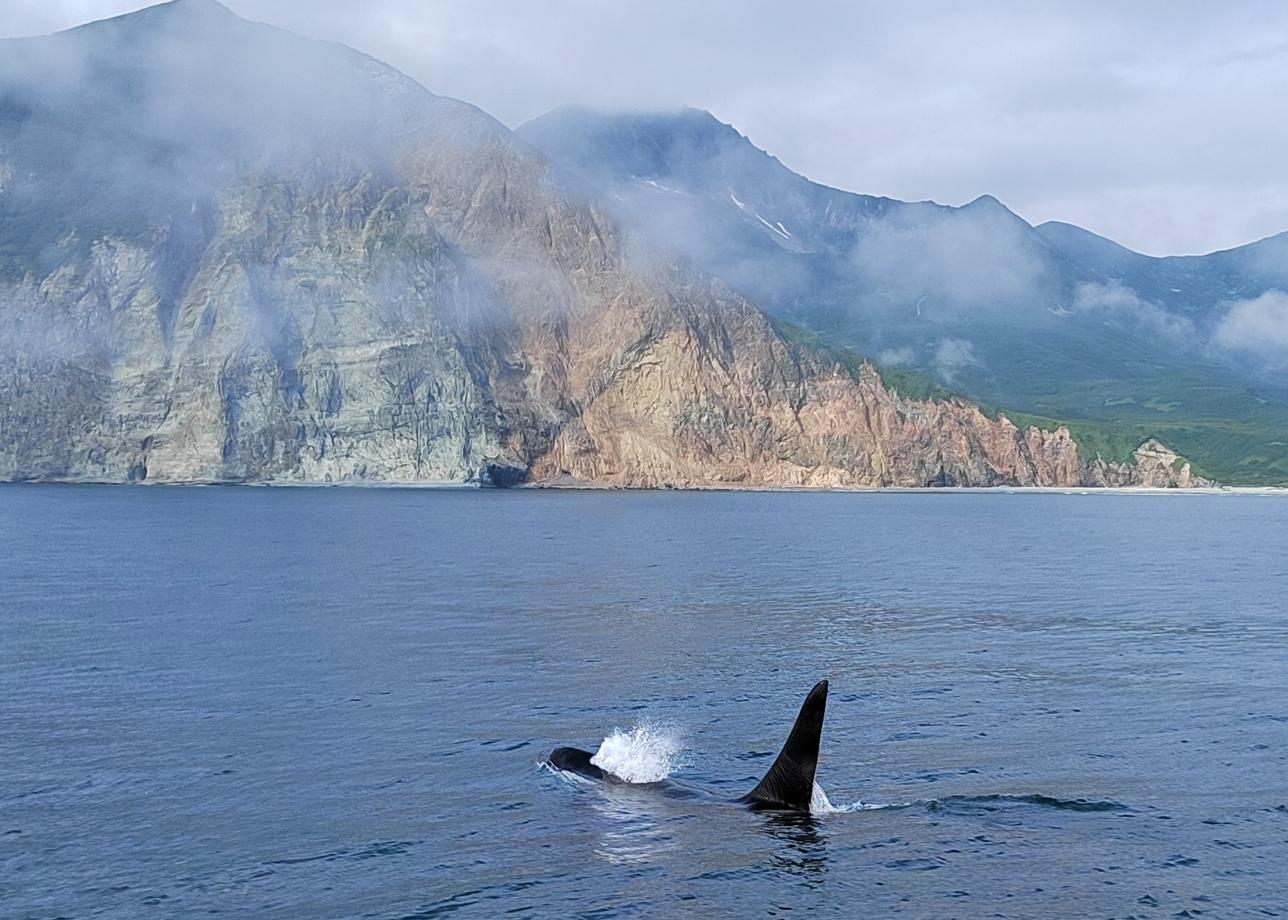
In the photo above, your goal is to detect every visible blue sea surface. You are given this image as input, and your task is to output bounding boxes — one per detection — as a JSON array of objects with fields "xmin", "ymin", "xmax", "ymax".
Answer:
[{"xmin": 2, "ymin": 486, "xmax": 1287, "ymax": 918}]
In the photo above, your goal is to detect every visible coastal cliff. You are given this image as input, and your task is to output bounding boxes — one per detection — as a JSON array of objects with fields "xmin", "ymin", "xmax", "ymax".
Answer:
[{"xmin": 0, "ymin": 1, "xmax": 1204, "ymax": 489}]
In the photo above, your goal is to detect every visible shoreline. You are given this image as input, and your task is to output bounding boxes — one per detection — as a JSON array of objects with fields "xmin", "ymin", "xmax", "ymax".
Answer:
[{"xmin": 1, "ymin": 479, "xmax": 1286, "ymax": 496}]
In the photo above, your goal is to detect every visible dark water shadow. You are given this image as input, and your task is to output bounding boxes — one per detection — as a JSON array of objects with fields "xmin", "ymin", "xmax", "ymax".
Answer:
[
  {"xmin": 926, "ymin": 793, "xmax": 1129, "ymax": 815},
  {"xmin": 758, "ymin": 811, "xmax": 829, "ymax": 886}
]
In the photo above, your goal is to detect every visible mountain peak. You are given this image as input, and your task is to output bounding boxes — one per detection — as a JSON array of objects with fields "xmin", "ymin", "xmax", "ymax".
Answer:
[
  {"xmin": 963, "ymin": 193, "xmax": 1006, "ymax": 212},
  {"xmin": 518, "ymin": 105, "xmax": 764, "ymax": 186},
  {"xmin": 69, "ymin": 0, "xmax": 239, "ymax": 33},
  {"xmin": 522, "ymin": 105, "xmax": 739, "ymax": 143},
  {"xmin": 160, "ymin": 0, "xmax": 234, "ymax": 13},
  {"xmin": 956, "ymin": 193, "xmax": 1035, "ymax": 231},
  {"xmin": 134, "ymin": 0, "xmax": 238, "ymax": 20}
]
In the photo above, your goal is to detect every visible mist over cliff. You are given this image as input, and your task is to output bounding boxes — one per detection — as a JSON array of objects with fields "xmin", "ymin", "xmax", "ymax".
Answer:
[
  {"xmin": 518, "ymin": 106, "xmax": 1288, "ymax": 485},
  {"xmin": 0, "ymin": 1, "xmax": 1206, "ymax": 487}
]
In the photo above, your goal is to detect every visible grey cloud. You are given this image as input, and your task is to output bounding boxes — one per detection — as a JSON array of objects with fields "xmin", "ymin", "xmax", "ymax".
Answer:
[
  {"xmin": 1069, "ymin": 281, "xmax": 1288, "ymax": 369},
  {"xmin": 4, "ymin": 1, "xmax": 1288, "ymax": 256},
  {"xmin": 1213, "ymin": 290, "xmax": 1288, "ymax": 367},
  {"xmin": 0, "ymin": 0, "xmax": 520, "ymax": 366},
  {"xmin": 932, "ymin": 338, "xmax": 978, "ymax": 383},
  {"xmin": 851, "ymin": 203, "xmax": 1045, "ymax": 315},
  {"xmin": 1071, "ymin": 281, "xmax": 1196, "ymax": 342},
  {"xmin": 877, "ymin": 347, "xmax": 915, "ymax": 367}
]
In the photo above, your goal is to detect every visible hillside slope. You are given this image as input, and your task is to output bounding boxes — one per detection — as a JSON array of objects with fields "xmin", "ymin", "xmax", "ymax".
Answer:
[
  {"xmin": 0, "ymin": 1, "xmax": 1199, "ymax": 488},
  {"xmin": 519, "ymin": 106, "xmax": 1288, "ymax": 484}
]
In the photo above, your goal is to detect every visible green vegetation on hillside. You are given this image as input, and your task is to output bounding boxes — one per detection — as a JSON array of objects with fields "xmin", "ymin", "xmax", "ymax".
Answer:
[
  {"xmin": 776, "ymin": 317, "xmax": 1288, "ymax": 485},
  {"xmin": 773, "ymin": 317, "xmax": 957, "ymax": 402}
]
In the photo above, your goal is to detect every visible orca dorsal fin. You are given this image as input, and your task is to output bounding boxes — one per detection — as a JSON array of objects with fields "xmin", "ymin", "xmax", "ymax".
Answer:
[{"xmin": 742, "ymin": 679, "xmax": 828, "ymax": 811}]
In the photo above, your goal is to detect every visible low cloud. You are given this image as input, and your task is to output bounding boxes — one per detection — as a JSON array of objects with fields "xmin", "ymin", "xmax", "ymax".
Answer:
[
  {"xmin": 877, "ymin": 346, "xmax": 915, "ymax": 366},
  {"xmin": 7, "ymin": 2, "xmax": 1288, "ymax": 255},
  {"xmin": 1071, "ymin": 280, "xmax": 1195, "ymax": 341},
  {"xmin": 850, "ymin": 200, "xmax": 1046, "ymax": 317},
  {"xmin": 1213, "ymin": 290, "xmax": 1288, "ymax": 367},
  {"xmin": 932, "ymin": 337, "xmax": 978, "ymax": 382}
]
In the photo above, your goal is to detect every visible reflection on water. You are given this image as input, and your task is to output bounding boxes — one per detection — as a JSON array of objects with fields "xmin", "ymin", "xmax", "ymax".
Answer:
[
  {"xmin": 763, "ymin": 812, "xmax": 830, "ymax": 886},
  {"xmin": 587, "ymin": 783, "xmax": 680, "ymax": 866}
]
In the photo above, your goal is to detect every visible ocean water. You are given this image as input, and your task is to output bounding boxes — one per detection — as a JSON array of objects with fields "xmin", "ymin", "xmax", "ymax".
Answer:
[{"xmin": 2, "ymin": 485, "xmax": 1287, "ymax": 918}]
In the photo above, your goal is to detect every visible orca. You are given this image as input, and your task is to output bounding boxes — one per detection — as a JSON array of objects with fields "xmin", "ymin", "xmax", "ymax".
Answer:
[{"xmin": 545, "ymin": 679, "xmax": 829, "ymax": 812}]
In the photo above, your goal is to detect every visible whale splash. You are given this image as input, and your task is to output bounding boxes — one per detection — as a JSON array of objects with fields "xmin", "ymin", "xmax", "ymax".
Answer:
[{"xmin": 588, "ymin": 723, "xmax": 685, "ymax": 784}]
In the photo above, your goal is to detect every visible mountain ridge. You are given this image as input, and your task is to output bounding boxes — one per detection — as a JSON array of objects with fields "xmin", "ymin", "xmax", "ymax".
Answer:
[
  {"xmin": 518, "ymin": 105, "xmax": 1288, "ymax": 484},
  {"xmin": 524, "ymin": 104, "xmax": 1288, "ymax": 261},
  {"xmin": 0, "ymin": 2, "xmax": 1220, "ymax": 488}
]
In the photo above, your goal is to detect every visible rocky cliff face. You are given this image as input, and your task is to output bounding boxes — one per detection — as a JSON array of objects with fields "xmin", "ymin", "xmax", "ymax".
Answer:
[
  {"xmin": 518, "ymin": 107, "xmax": 1287, "ymax": 487},
  {"xmin": 526, "ymin": 294, "xmax": 1089, "ymax": 489},
  {"xmin": 1085, "ymin": 440, "xmax": 1207, "ymax": 489},
  {"xmin": 0, "ymin": 1, "xmax": 1205, "ymax": 489}
]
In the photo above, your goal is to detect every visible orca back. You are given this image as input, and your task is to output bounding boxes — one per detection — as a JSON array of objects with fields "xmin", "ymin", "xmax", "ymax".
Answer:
[
  {"xmin": 740, "ymin": 679, "xmax": 828, "ymax": 812},
  {"xmin": 547, "ymin": 746, "xmax": 610, "ymax": 781}
]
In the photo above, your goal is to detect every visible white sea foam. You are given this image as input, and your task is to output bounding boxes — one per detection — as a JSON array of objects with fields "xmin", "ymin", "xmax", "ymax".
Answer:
[
  {"xmin": 809, "ymin": 782, "xmax": 909, "ymax": 814},
  {"xmin": 589, "ymin": 723, "xmax": 684, "ymax": 784},
  {"xmin": 809, "ymin": 781, "xmax": 834, "ymax": 813}
]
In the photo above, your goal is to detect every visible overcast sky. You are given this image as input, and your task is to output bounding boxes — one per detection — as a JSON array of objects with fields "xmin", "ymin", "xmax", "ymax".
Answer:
[{"xmin": 5, "ymin": 0, "xmax": 1288, "ymax": 256}]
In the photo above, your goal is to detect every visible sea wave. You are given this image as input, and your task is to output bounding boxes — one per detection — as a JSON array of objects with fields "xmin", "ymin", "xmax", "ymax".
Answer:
[
  {"xmin": 810, "ymin": 784, "xmax": 911, "ymax": 814},
  {"xmin": 814, "ymin": 791, "xmax": 1127, "ymax": 814}
]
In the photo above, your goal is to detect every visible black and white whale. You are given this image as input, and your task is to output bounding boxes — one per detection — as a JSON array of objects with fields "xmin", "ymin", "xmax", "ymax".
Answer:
[{"xmin": 546, "ymin": 679, "xmax": 830, "ymax": 812}]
